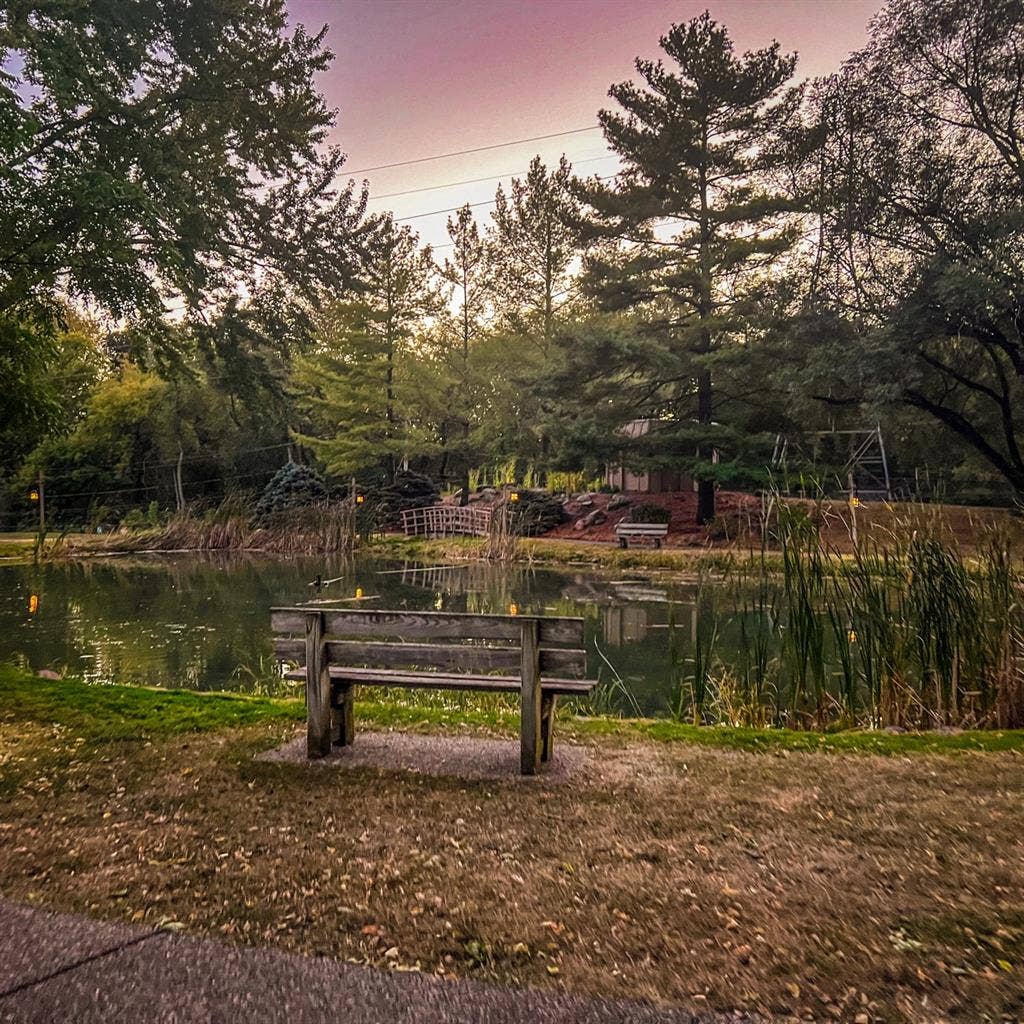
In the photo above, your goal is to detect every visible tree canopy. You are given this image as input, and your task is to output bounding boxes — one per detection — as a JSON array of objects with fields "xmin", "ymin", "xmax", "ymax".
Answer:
[{"xmin": 2, "ymin": 0, "xmax": 1021, "ymax": 530}]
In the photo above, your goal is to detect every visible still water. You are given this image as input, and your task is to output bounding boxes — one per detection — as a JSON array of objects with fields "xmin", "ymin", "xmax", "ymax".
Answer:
[{"xmin": 0, "ymin": 553, "xmax": 711, "ymax": 716}]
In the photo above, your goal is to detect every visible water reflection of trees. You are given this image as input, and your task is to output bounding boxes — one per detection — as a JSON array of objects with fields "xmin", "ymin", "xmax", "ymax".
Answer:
[
  {"xmin": 0, "ymin": 555, "xmax": 701, "ymax": 714},
  {"xmin": 1, "ymin": 554, "xmax": 329, "ymax": 692}
]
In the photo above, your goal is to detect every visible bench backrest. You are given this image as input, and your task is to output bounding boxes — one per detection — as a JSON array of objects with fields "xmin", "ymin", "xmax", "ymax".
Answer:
[
  {"xmin": 271, "ymin": 608, "xmax": 587, "ymax": 677},
  {"xmin": 616, "ymin": 522, "xmax": 669, "ymax": 534}
]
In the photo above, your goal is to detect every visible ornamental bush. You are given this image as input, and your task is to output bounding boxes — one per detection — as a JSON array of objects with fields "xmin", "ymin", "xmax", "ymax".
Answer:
[
  {"xmin": 630, "ymin": 502, "xmax": 671, "ymax": 525},
  {"xmin": 254, "ymin": 462, "xmax": 327, "ymax": 522},
  {"xmin": 369, "ymin": 471, "xmax": 441, "ymax": 527},
  {"xmin": 508, "ymin": 489, "xmax": 567, "ymax": 536}
]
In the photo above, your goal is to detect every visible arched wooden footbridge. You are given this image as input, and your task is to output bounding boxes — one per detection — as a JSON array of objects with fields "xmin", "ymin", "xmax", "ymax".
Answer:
[{"xmin": 400, "ymin": 504, "xmax": 493, "ymax": 538}]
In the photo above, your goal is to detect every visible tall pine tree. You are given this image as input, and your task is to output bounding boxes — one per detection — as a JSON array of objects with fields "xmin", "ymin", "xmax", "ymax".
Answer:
[
  {"xmin": 293, "ymin": 217, "xmax": 438, "ymax": 480},
  {"xmin": 488, "ymin": 157, "xmax": 589, "ymax": 480},
  {"xmin": 435, "ymin": 204, "xmax": 491, "ymax": 503},
  {"xmin": 490, "ymin": 156, "xmax": 586, "ymax": 350},
  {"xmin": 575, "ymin": 13, "xmax": 798, "ymax": 522}
]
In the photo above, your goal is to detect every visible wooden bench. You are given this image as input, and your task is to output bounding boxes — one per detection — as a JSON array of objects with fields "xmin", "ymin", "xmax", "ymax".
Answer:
[
  {"xmin": 270, "ymin": 608, "xmax": 597, "ymax": 775},
  {"xmin": 615, "ymin": 522, "xmax": 669, "ymax": 548}
]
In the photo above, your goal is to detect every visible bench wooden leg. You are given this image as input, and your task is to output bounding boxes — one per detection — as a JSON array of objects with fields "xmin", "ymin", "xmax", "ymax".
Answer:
[
  {"xmin": 520, "ymin": 618, "xmax": 541, "ymax": 775},
  {"xmin": 305, "ymin": 611, "xmax": 331, "ymax": 758},
  {"xmin": 540, "ymin": 694, "xmax": 557, "ymax": 763},
  {"xmin": 332, "ymin": 682, "xmax": 355, "ymax": 747}
]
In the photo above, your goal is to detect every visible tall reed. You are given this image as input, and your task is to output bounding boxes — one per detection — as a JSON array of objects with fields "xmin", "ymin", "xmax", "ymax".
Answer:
[{"xmin": 670, "ymin": 496, "xmax": 1024, "ymax": 731}]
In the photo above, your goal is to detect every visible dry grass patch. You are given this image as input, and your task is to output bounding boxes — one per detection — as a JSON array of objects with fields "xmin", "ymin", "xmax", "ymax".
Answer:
[{"xmin": 2, "ymin": 716, "xmax": 1022, "ymax": 1023}]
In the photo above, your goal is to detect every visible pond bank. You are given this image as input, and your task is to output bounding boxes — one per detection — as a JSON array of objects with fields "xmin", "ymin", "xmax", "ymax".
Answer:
[
  {"xmin": 3, "ymin": 666, "xmax": 1023, "ymax": 1023},
  {"xmin": 1, "ymin": 529, "xmax": 748, "ymax": 573}
]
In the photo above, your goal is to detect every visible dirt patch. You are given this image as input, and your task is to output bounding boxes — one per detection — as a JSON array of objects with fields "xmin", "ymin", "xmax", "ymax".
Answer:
[
  {"xmin": 2, "ymin": 724, "xmax": 1023, "ymax": 1023},
  {"xmin": 546, "ymin": 490, "xmax": 759, "ymax": 546}
]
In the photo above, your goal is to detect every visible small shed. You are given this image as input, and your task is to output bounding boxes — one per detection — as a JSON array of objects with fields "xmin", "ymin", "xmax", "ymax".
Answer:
[{"xmin": 604, "ymin": 418, "xmax": 693, "ymax": 494}]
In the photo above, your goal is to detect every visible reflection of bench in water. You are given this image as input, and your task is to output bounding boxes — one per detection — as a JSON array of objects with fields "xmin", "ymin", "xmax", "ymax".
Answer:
[
  {"xmin": 562, "ymin": 580, "xmax": 670, "ymax": 605},
  {"xmin": 271, "ymin": 607, "xmax": 597, "ymax": 775},
  {"xmin": 603, "ymin": 604, "xmax": 697, "ymax": 647},
  {"xmin": 401, "ymin": 505, "xmax": 492, "ymax": 537}
]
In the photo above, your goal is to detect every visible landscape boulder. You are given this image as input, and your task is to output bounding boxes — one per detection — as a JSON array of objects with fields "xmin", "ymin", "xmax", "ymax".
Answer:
[{"xmin": 574, "ymin": 509, "xmax": 607, "ymax": 530}]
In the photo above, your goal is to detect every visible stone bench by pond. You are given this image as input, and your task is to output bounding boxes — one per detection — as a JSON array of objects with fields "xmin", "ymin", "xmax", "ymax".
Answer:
[{"xmin": 271, "ymin": 608, "xmax": 598, "ymax": 775}]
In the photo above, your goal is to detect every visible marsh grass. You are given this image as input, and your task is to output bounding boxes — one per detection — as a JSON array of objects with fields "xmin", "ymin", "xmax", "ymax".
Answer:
[
  {"xmin": 69, "ymin": 500, "xmax": 359, "ymax": 555},
  {"xmin": 483, "ymin": 502, "xmax": 518, "ymax": 562},
  {"xmin": 668, "ymin": 497, "xmax": 1024, "ymax": 730}
]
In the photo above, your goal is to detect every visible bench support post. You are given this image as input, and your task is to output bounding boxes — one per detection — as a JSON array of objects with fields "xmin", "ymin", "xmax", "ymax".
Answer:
[
  {"xmin": 305, "ymin": 611, "xmax": 332, "ymax": 758},
  {"xmin": 332, "ymin": 682, "xmax": 355, "ymax": 747},
  {"xmin": 520, "ymin": 618, "xmax": 542, "ymax": 775},
  {"xmin": 540, "ymin": 693, "xmax": 556, "ymax": 763}
]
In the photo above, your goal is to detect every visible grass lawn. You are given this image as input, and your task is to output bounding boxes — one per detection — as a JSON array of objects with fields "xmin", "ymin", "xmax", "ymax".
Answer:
[{"xmin": 1, "ymin": 665, "xmax": 1023, "ymax": 1022}]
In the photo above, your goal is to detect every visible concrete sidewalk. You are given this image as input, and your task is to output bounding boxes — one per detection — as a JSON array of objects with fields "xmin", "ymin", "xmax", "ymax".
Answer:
[{"xmin": 0, "ymin": 900, "xmax": 751, "ymax": 1024}]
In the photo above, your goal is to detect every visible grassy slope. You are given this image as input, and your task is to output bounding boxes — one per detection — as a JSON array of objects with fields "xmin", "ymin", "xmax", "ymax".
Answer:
[{"xmin": 3, "ymin": 664, "xmax": 1023, "ymax": 756}]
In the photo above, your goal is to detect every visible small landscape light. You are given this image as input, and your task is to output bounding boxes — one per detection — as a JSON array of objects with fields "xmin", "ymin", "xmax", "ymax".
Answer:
[
  {"xmin": 849, "ymin": 496, "xmax": 861, "ymax": 508},
  {"xmin": 508, "ymin": 602, "xmax": 519, "ymax": 616},
  {"xmin": 29, "ymin": 489, "xmax": 39, "ymax": 502},
  {"xmin": 848, "ymin": 629, "xmax": 858, "ymax": 644},
  {"xmin": 28, "ymin": 594, "xmax": 39, "ymax": 615},
  {"xmin": 355, "ymin": 586, "xmax": 364, "ymax": 599},
  {"xmin": 355, "ymin": 494, "xmax": 365, "ymax": 505},
  {"xmin": 509, "ymin": 491, "xmax": 520, "ymax": 503}
]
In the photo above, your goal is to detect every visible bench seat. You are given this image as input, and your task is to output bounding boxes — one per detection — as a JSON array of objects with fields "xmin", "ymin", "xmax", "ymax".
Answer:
[{"xmin": 283, "ymin": 665, "xmax": 596, "ymax": 696}]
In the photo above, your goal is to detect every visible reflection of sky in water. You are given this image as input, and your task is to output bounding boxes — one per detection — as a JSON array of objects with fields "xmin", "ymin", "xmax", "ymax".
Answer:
[{"xmin": 0, "ymin": 554, "xmax": 719, "ymax": 716}]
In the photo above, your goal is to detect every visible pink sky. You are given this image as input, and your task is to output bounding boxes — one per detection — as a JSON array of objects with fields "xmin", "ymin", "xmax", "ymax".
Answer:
[{"xmin": 290, "ymin": 0, "xmax": 883, "ymax": 247}]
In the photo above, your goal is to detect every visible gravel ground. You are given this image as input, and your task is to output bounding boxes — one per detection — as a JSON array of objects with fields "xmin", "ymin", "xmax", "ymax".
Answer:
[{"xmin": 256, "ymin": 731, "xmax": 592, "ymax": 782}]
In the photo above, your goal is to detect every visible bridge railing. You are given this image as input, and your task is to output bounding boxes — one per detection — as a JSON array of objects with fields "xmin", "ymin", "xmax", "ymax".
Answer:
[{"xmin": 400, "ymin": 504, "xmax": 493, "ymax": 538}]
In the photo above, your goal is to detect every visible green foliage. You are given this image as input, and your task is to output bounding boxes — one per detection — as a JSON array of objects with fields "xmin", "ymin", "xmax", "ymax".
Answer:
[
  {"xmin": 293, "ymin": 219, "xmax": 440, "ymax": 480},
  {"xmin": 120, "ymin": 501, "xmax": 163, "ymax": 531},
  {"xmin": 546, "ymin": 470, "xmax": 604, "ymax": 494},
  {"xmin": 254, "ymin": 463, "xmax": 327, "ymax": 522},
  {"xmin": 629, "ymin": 503, "xmax": 671, "ymax": 525},
  {"xmin": 0, "ymin": 0, "xmax": 364, "ymax": 336},
  {"xmin": 0, "ymin": 311, "xmax": 106, "ymax": 480},
  {"xmin": 367, "ymin": 471, "xmax": 440, "ymax": 528},
  {"xmin": 3, "ymin": 1, "xmax": 1021, "ymax": 521},
  {"xmin": 565, "ymin": 13, "xmax": 800, "ymax": 522},
  {"xmin": 787, "ymin": 0, "xmax": 1024, "ymax": 495}
]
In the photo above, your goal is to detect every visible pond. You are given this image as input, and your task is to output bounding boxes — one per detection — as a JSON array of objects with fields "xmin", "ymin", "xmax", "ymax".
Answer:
[{"xmin": 0, "ymin": 553, "xmax": 712, "ymax": 717}]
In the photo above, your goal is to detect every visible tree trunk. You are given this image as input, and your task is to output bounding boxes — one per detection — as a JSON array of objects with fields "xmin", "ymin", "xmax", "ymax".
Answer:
[
  {"xmin": 695, "ymin": 130, "xmax": 716, "ymax": 526},
  {"xmin": 696, "ymin": 370, "xmax": 715, "ymax": 524}
]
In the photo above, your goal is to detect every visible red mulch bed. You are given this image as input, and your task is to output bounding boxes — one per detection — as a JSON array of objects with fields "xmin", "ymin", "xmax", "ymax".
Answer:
[{"xmin": 545, "ymin": 490, "xmax": 761, "ymax": 547}]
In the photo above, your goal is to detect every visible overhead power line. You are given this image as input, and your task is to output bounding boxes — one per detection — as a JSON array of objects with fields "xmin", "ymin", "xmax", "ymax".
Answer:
[
  {"xmin": 368, "ymin": 153, "xmax": 619, "ymax": 202},
  {"xmin": 395, "ymin": 173, "xmax": 616, "ymax": 226},
  {"xmin": 344, "ymin": 126, "xmax": 601, "ymax": 176}
]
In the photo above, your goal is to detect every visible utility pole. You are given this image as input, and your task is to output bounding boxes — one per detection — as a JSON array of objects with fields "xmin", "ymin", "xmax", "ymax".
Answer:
[
  {"xmin": 37, "ymin": 470, "xmax": 45, "ymax": 536},
  {"xmin": 174, "ymin": 447, "xmax": 185, "ymax": 513}
]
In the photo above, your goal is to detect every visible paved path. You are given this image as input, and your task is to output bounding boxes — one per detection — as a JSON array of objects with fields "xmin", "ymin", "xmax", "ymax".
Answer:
[{"xmin": 0, "ymin": 900, "xmax": 752, "ymax": 1024}]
